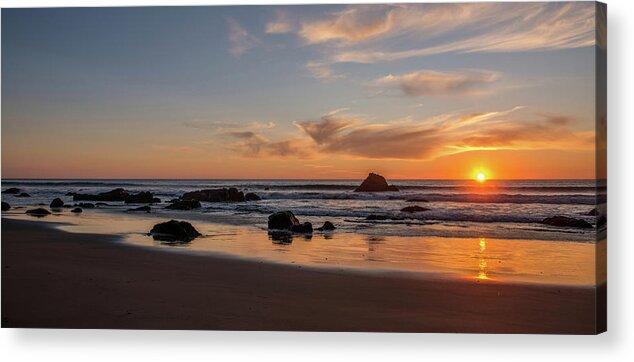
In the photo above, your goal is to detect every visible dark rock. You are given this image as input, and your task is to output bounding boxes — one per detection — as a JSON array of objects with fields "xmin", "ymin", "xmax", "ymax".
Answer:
[
  {"xmin": 149, "ymin": 220, "xmax": 201, "ymax": 242},
  {"xmin": 95, "ymin": 202, "xmax": 109, "ymax": 207},
  {"xmin": 400, "ymin": 205, "xmax": 429, "ymax": 213},
  {"xmin": 71, "ymin": 207, "xmax": 83, "ymax": 213},
  {"xmin": 1, "ymin": 202, "xmax": 10, "ymax": 211},
  {"xmin": 50, "ymin": 198, "xmax": 64, "ymax": 208},
  {"xmin": 182, "ymin": 188, "xmax": 246, "ymax": 202},
  {"xmin": 291, "ymin": 222, "xmax": 313, "ymax": 234},
  {"xmin": 26, "ymin": 208, "xmax": 51, "ymax": 217},
  {"xmin": 124, "ymin": 191, "xmax": 157, "ymax": 204},
  {"xmin": 355, "ymin": 173, "xmax": 399, "ymax": 192},
  {"xmin": 128, "ymin": 205, "xmax": 151, "ymax": 212},
  {"xmin": 406, "ymin": 198, "xmax": 430, "ymax": 203},
  {"xmin": 73, "ymin": 188, "xmax": 129, "ymax": 202},
  {"xmin": 2, "ymin": 188, "xmax": 21, "ymax": 194},
  {"xmin": 587, "ymin": 208, "xmax": 598, "ymax": 216},
  {"xmin": 165, "ymin": 199, "xmax": 201, "ymax": 210},
  {"xmin": 76, "ymin": 203, "xmax": 95, "ymax": 209},
  {"xmin": 16, "ymin": 193, "xmax": 31, "ymax": 198},
  {"xmin": 245, "ymin": 192, "xmax": 261, "ymax": 201},
  {"xmin": 268, "ymin": 211, "xmax": 300, "ymax": 230},
  {"xmin": 316, "ymin": 221, "xmax": 336, "ymax": 231},
  {"xmin": 541, "ymin": 216, "xmax": 593, "ymax": 229},
  {"xmin": 597, "ymin": 215, "xmax": 607, "ymax": 228},
  {"xmin": 65, "ymin": 192, "xmax": 75, "ymax": 196}
]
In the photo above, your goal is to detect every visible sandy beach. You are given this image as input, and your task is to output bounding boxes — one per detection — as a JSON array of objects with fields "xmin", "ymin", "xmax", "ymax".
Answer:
[{"xmin": 1, "ymin": 218, "xmax": 603, "ymax": 333}]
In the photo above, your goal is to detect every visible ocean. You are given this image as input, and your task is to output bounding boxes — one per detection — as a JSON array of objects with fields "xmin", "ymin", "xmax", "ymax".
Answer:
[{"xmin": 1, "ymin": 179, "xmax": 606, "ymax": 285}]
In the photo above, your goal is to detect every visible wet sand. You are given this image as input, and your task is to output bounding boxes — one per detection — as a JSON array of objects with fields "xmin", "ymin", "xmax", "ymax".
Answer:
[{"xmin": 1, "ymin": 218, "xmax": 603, "ymax": 333}]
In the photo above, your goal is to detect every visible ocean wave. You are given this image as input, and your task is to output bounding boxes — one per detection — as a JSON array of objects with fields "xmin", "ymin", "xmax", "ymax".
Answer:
[{"xmin": 260, "ymin": 192, "xmax": 602, "ymax": 205}]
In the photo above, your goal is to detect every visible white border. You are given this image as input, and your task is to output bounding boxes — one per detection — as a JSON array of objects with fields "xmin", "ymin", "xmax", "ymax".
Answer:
[{"xmin": 1, "ymin": 0, "xmax": 633, "ymax": 361}]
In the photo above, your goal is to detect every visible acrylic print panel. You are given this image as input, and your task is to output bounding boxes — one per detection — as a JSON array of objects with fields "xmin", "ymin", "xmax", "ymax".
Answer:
[{"xmin": 1, "ymin": 2, "xmax": 607, "ymax": 334}]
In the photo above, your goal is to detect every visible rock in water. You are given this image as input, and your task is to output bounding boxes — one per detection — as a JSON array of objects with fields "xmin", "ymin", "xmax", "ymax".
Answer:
[
  {"xmin": 16, "ymin": 193, "xmax": 31, "ymax": 198},
  {"xmin": 245, "ymin": 192, "xmax": 261, "ymax": 201},
  {"xmin": 71, "ymin": 207, "xmax": 83, "ymax": 213},
  {"xmin": 26, "ymin": 208, "xmax": 51, "ymax": 217},
  {"xmin": 150, "ymin": 220, "xmax": 201, "ymax": 242},
  {"xmin": 268, "ymin": 211, "xmax": 300, "ymax": 230},
  {"xmin": 181, "ymin": 188, "xmax": 246, "ymax": 202},
  {"xmin": 1, "ymin": 202, "xmax": 10, "ymax": 211},
  {"xmin": 2, "ymin": 188, "xmax": 21, "ymax": 194},
  {"xmin": 124, "ymin": 191, "xmax": 158, "ymax": 204},
  {"xmin": 400, "ymin": 205, "xmax": 429, "ymax": 213},
  {"xmin": 597, "ymin": 215, "xmax": 607, "ymax": 228},
  {"xmin": 165, "ymin": 199, "xmax": 201, "ymax": 210},
  {"xmin": 291, "ymin": 222, "xmax": 313, "ymax": 234},
  {"xmin": 587, "ymin": 208, "xmax": 598, "ymax": 216},
  {"xmin": 355, "ymin": 173, "xmax": 399, "ymax": 192},
  {"xmin": 316, "ymin": 221, "xmax": 336, "ymax": 231},
  {"xmin": 541, "ymin": 216, "xmax": 593, "ymax": 229},
  {"xmin": 73, "ymin": 188, "xmax": 129, "ymax": 202},
  {"xmin": 50, "ymin": 198, "xmax": 64, "ymax": 208}
]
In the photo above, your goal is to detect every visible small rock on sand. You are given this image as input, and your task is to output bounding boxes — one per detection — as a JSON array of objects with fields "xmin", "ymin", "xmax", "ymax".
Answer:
[
  {"xmin": 25, "ymin": 208, "xmax": 51, "ymax": 217},
  {"xmin": 149, "ymin": 220, "xmax": 201, "ymax": 242}
]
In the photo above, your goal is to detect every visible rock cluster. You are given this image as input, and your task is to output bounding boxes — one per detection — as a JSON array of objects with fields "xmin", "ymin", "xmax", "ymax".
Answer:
[
  {"xmin": 541, "ymin": 216, "xmax": 593, "ymax": 228},
  {"xmin": 182, "ymin": 188, "xmax": 255, "ymax": 202},
  {"xmin": 73, "ymin": 188, "xmax": 159, "ymax": 203}
]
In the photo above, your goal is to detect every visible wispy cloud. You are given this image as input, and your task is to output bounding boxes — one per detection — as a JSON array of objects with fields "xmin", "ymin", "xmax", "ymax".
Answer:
[
  {"xmin": 225, "ymin": 131, "xmax": 313, "ymax": 158},
  {"xmin": 305, "ymin": 61, "xmax": 346, "ymax": 80},
  {"xmin": 299, "ymin": 6, "xmax": 398, "ymax": 44},
  {"xmin": 265, "ymin": 11, "xmax": 294, "ymax": 34},
  {"xmin": 235, "ymin": 108, "xmax": 594, "ymax": 160},
  {"xmin": 292, "ymin": 3, "xmax": 595, "ymax": 66},
  {"xmin": 184, "ymin": 119, "xmax": 275, "ymax": 131},
  {"xmin": 374, "ymin": 69, "xmax": 499, "ymax": 97},
  {"xmin": 227, "ymin": 18, "xmax": 262, "ymax": 56}
]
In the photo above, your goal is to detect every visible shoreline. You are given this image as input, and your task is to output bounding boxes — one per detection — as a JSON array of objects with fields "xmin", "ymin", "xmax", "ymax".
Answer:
[
  {"xmin": 1, "ymin": 218, "xmax": 603, "ymax": 333},
  {"xmin": 2, "ymin": 212, "xmax": 602, "ymax": 286}
]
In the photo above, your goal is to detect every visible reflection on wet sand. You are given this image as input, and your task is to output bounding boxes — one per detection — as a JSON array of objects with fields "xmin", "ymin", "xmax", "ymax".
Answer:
[
  {"xmin": 2, "ymin": 211, "xmax": 599, "ymax": 286},
  {"xmin": 477, "ymin": 237, "xmax": 489, "ymax": 280}
]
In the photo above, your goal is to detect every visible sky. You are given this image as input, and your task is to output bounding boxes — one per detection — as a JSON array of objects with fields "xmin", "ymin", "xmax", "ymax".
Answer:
[{"xmin": 1, "ymin": 2, "xmax": 602, "ymax": 179}]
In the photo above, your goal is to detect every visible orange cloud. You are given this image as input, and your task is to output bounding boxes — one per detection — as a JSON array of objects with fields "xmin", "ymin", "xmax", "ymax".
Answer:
[
  {"xmin": 236, "ymin": 108, "xmax": 594, "ymax": 161},
  {"xmin": 374, "ymin": 69, "xmax": 499, "ymax": 97},
  {"xmin": 299, "ymin": 6, "xmax": 397, "ymax": 44}
]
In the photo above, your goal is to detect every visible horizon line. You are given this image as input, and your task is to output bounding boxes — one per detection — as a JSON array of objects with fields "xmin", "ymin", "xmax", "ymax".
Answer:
[{"xmin": 1, "ymin": 177, "xmax": 601, "ymax": 182}]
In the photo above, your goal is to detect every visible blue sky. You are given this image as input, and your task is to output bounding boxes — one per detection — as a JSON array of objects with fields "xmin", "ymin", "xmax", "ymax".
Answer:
[{"xmin": 1, "ymin": 3, "xmax": 601, "ymax": 179}]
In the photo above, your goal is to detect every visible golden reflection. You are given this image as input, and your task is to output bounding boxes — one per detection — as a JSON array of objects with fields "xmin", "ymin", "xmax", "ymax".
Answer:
[{"xmin": 476, "ymin": 237, "xmax": 489, "ymax": 280}]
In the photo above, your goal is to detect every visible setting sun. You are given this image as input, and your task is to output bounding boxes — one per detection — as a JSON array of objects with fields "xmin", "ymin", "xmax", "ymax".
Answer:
[{"xmin": 476, "ymin": 172, "xmax": 487, "ymax": 182}]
